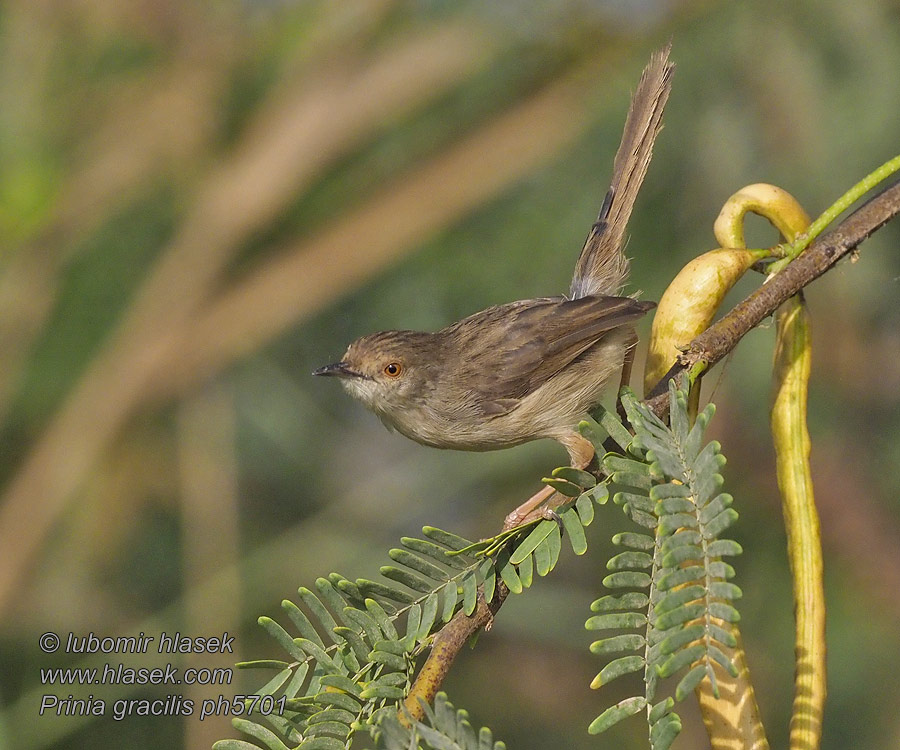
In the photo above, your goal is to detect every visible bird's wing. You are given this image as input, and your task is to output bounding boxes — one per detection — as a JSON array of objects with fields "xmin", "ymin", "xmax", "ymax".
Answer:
[{"xmin": 446, "ymin": 295, "xmax": 655, "ymax": 417}]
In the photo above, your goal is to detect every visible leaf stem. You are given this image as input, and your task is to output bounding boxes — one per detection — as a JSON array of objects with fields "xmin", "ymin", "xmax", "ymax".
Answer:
[
  {"xmin": 769, "ymin": 153, "xmax": 900, "ymax": 273},
  {"xmin": 400, "ymin": 583, "xmax": 508, "ymax": 723}
]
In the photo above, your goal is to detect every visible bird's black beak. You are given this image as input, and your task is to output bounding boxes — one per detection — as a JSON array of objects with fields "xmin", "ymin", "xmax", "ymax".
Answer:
[{"xmin": 312, "ymin": 361, "xmax": 361, "ymax": 378}]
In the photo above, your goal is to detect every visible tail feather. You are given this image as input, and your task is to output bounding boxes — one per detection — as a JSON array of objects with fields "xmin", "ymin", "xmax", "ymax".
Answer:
[{"xmin": 570, "ymin": 43, "xmax": 674, "ymax": 298}]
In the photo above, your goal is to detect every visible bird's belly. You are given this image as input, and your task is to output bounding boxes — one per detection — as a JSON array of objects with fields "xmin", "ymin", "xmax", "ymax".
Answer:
[{"xmin": 389, "ymin": 385, "xmax": 599, "ymax": 453}]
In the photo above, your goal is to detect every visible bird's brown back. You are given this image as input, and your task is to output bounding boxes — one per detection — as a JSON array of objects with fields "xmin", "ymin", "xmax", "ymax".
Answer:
[{"xmin": 438, "ymin": 295, "xmax": 655, "ymax": 417}]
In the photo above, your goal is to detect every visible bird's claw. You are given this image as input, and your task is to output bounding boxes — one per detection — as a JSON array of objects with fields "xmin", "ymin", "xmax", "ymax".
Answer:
[{"xmin": 541, "ymin": 507, "xmax": 564, "ymax": 530}]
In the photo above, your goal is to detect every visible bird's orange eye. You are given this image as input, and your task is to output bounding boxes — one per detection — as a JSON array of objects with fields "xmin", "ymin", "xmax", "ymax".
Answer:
[{"xmin": 383, "ymin": 362, "xmax": 402, "ymax": 378}]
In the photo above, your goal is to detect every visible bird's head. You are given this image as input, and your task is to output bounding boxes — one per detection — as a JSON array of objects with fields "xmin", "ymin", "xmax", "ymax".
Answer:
[{"xmin": 313, "ymin": 330, "xmax": 438, "ymax": 418}]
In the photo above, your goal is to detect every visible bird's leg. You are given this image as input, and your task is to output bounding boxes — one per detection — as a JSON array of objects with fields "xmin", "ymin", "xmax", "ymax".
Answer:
[
  {"xmin": 502, "ymin": 485, "xmax": 555, "ymax": 532},
  {"xmin": 560, "ymin": 432, "xmax": 596, "ymax": 471},
  {"xmin": 501, "ymin": 433, "xmax": 595, "ymax": 531}
]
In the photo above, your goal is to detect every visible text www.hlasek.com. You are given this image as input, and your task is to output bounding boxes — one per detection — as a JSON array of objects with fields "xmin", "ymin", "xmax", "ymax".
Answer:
[{"xmin": 41, "ymin": 662, "xmax": 232, "ymax": 686}]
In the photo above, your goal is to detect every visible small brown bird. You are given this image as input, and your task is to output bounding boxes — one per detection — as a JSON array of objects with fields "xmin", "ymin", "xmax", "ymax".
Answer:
[{"xmin": 316, "ymin": 46, "xmax": 673, "ymax": 522}]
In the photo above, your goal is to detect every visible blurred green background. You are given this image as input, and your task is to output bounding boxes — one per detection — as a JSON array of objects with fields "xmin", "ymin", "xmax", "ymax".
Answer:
[{"xmin": 0, "ymin": 1, "xmax": 898, "ymax": 749}]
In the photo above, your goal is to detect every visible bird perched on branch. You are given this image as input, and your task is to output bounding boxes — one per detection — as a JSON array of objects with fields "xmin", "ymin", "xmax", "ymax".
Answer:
[{"xmin": 316, "ymin": 45, "xmax": 673, "ymax": 524}]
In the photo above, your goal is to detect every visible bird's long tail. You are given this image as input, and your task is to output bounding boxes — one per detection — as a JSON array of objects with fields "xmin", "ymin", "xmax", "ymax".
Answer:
[{"xmin": 570, "ymin": 43, "xmax": 674, "ymax": 299}]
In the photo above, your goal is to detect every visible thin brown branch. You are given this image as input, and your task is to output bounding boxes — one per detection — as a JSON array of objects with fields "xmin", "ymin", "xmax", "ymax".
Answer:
[
  {"xmin": 402, "ymin": 583, "xmax": 509, "ymax": 722},
  {"xmin": 646, "ymin": 179, "xmax": 900, "ymax": 416}
]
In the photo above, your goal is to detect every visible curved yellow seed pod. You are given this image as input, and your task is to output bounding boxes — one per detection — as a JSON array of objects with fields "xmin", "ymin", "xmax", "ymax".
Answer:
[
  {"xmin": 644, "ymin": 247, "xmax": 764, "ymax": 393},
  {"xmin": 714, "ymin": 182, "xmax": 811, "ymax": 248}
]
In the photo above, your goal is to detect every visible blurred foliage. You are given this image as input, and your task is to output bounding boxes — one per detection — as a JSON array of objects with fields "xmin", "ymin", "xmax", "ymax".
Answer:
[{"xmin": 0, "ymin": 1, "xmax": 898, "ymax": 749}]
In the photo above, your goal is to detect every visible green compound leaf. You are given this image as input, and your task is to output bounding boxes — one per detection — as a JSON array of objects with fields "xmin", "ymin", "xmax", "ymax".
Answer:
[
  {"xmin": 380, "ymin": 566, "xmax": 436, "ymax": 594},
  {"xmin": 231, "ymin": 718, "xmax": 292, "ymax": 750},
  {"xmin": 707, "ymin": 643, "xmax": 740, "ymax": 677},
  {"xmin": 650, "ymin": 482, "xmax": 693, "ymax": 500},
  {"xmin": 658, "ymin": 643, "xmax": 706, "ymax": 679},
  {"xmin": 517, "ymin": 552, "xmax": 534, "ymax": 589},
  {"xmin": 602, "ymin": 571, "xmax": 652, "ymax": 589},
  {"xmin": 648, "ymin": 697, "xmax": 675, "ymax": 724},
  {"xmin": 706, "ymin": 539, "xmax": 743, "ymax": 557},
  {"xmin": 607, "ymin": 550, "xmax": 653, "ymax": 570},
  {"xmin": 295, "ymin": 639, "xmax": 342, "ymax": 675},
  {"xmin": 585, "ymin": 383, "xmax": 743, "ymax": 750},
  {"xmin": 575, "ymin": 492, "xmax": 596, "ymax": 526},
  {"xmin": 376, "ymin": 692, "xmax": 506, "ymax": 750},
  {"xmin": 655, "ymin": 602, "xmax": 706, "ymax": 631},
  {"xmin": 481, "ymin": 561, "xmax": 496, "ymax": 603},
  {"xmin": 702, "ymin": 508, "xmax": 739, "ymax": 539},
  {"xmin": 657, "ymin": 565, "xmax": 706, "ymax": 591},
  {"xmin": 235, "ymin": 660, "xmax": 292, "ymax": 671},
  {"xmin": 699, "ymin": 493, "xmax": 733, "ymax": 521},
  {"xmin": 560, "ymin": 508, "xmax": 588, "ymax": 555},
  {"xmin": 591, "ymin": 592, "xmax": 650, "ymax": 612},
  {"xmin": 542, "ymin": 477, "xmax": 583, "ymax": 497},
  {"xmin": 660, "ymin": 544, "xmax": 704, "ymax": 568},
  {"xmin": 282, "ymin": 599, "xmax": 325, "ymax": 648},
  {"xmin": 499, "ymin": 561, "xmax": 523, "ymax": 595},
  {"xmin": 307, "ymin": 708, "xmax": 356, "ymax": 726},
  {"xmin": 319, "ymin": 674, "xmax": 363, "ymax": 697},
  {"xmin": 299, "ymin": 586, "xmax": 341, "ymax": 645},
  {"xmin": 388, "ymin": 549, "xmax": 451, "ymax": 582},
  {"xmin": 590, "ymin": 655, "xmax": 646, "ymax": 689},
  {"xmin": 587, "ymin": 696, "xmax": 647, "ymax": 734},
  {"xmin": 650, "ymin": 711, "xmax": 682, "ymax": 750},
  {"xmin": 305, "ymin": 721, "xmax": 351, "ymax": 739},
  {"xmin": 508, "ymin": 520, "xmax": 556, "ymax": 565},
  {"xmin": 655, "ymin": 584, "xmax": 706, "ymax": 615},
  {"xmin": 402, "ymin": 537, "xmax": 470, "ymax": 570},
  {"xmin": 612, "ymin": 531, "xmax": 655, "ymax": 550},
  {"xmin": 298, "ymin": 737, "xmax": 345, "ymax": 750},
  {"xmin": 708, "ymin": 601, "xmax": 741, "ymax": 623},
  {"xmin": 342, "ymin": 606, "xmax": 383, "ymax": 646},
  {"xmin": 440, "ymin": 580, "xmax": 458, "ymax": 623},
  {"xmin": 357, "ymin": 579, "xmax": 416, "ymax": 606},
  {"xmin": 533, "ymin": 530, "xmax": 555, "ymax": 576},
  {"xmin": 708, "ymin": 623, "xmax": 738, "ymax": 649},
  {"xmin": 589, "ymin": 633, "xmax": 646, "ymax": 655},
  {"xmin": 461, "ymin": 573, "xmax": 478, "ymax": 616},
  {"xmin": 213, "ymin": 741, "xmax": 268, "ymax": 750},
  {"xmin": 332, "ymin": 626, "xmax": 370, "ymax": 663},
  {"xmin": 422, "ymin": 527, "xmax": 476, "ymax": 552},
  {"xmin": 552, "ymin": 466, "xmax": 597, "ymax": 488},
  {"xmin": 589, "ymin": 482, "xmax": 610, "ymax": 505},
  {"xmin": 312, "ymin": 692, "xmax": 361, "ymax": 714},
  {"xmin": 708, "ymin": 581, "xmax": 742, "ymax": 600},
  {"xmin": 545, "ymin": 524, "xmax": 562, "ymax": 572},
  {"xmin": 365, "ymin": 598, "xmax": 399, "ymax": 639},
  {"xmin": 675, "ymin": 664, "xmax": 710, "ymax": 701},
  {"xmin": 258, "ymin": 617, "xmax": 307, "ymax": 662},
  {"xmin": 585, "ymin": 612, "xmax": 648, "ymax": 631}
]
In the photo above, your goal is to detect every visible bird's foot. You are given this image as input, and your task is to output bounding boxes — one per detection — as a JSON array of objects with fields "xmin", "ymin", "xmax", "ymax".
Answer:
[{"xmin": 502, "ymin": 484, "xmax": 555, "ymax": 532}]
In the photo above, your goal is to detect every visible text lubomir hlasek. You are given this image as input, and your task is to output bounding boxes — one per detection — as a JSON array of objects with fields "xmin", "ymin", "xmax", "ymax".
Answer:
[{"xmin": 64, "ymin": 631, "xmax": 234, "ymax": 654}]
